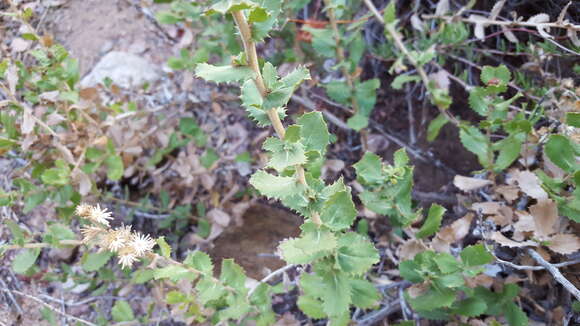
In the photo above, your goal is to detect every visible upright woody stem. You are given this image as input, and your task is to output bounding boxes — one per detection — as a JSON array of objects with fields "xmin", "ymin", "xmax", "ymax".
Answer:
[{"xmin": 231, "ymin": 10, "xmax": 308, "ymax": 186}]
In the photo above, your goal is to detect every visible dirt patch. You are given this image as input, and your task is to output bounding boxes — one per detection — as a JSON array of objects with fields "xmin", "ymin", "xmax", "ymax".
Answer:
[
  {"xmin": 210, "ymin": 204, "xmax": 301, "ymax": 279},
  {"xmin": 46, "ymin": 0, "xmax": 172, "ymax": 75}
]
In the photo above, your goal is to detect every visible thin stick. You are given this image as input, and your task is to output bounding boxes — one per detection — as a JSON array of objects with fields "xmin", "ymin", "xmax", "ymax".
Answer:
[
  {"xmin": 5, "ymin": 239, "xmax": 82, "ymax": 250},
  {"xmin": 526, "ymin": 248, "xmax": 580, "ymax": 301},
  {"xmin": 247, "ymin": 264, "xmax": 295, "ymax": 298},
  {"xmin": 0, "ymin": 288, "xmax": 97, "ymax": 326},
  {"xmin": 231, "ymin": 10, "xmax": 307, "ymax": 186}
]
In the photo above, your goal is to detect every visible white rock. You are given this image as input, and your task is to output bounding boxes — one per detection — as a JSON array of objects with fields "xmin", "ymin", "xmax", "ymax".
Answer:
[{"xmin": 81, "ymin": 51, "xmax": 160, "ymax": 88}]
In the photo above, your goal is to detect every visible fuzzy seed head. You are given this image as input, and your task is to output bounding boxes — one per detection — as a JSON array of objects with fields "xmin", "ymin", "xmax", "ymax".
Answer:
[
  {"xmin": 103, "ymin": 225, "xmax": 132, "ymax": 252},
  {"xmin": 87, "ymin": 204, "xmax": 113, "ymax": 226},
  {"xmin": 117, "ymin": 247, "xmax": 137, "ymax": 269},
  {"xmin": 75, "ymin": 203, "xmax": 93, "ymax": 218},
  {"xmin": 129, "ymin": 232, "xmax": 156, "ymax": 257},
  {"xmin": 80, "ymin": 226, "xmax": 103, "ymax": 244}
]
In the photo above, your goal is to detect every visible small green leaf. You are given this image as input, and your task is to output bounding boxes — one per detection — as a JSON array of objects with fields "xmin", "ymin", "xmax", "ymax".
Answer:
[
  {"xmin": 41, "ymin": 166, "xmax": 70, "ymax": 185},
  {"xmin": 495, "ymin": 135, "xmax": 522, "ymax": 171},
  {"xmin": 279, "ymin": 226, "xmax": 337, "ymax": 264},
  {"xmin": 406, "ymin": 285, "xmax": 457, "ymax": 311},
  {"xmin": 336, "ymin": 233, "xmax": 379, "ymax": 275},
  {"xmin": 350, "ymin": 279, "xmax": 380, "ymax": 309},
  {"xmin": 105, "ymin": 155, "xmax": 124, "ymax": 181},
  {"xmin": 195, "ymin": 63, "xmax": 254, "ymax": 83},
  {"xmin": 383, "ymin": 1, "xmax": 396, "ymax": 24},
  {"xmin": 220, "ymin": 259, "xmax": 247, "ymax": 291},
  {"xmin": 347, "ymin": 113, "xmax": 369, "ymax": 131},
  {"xmin": 155, "ymin": 11, "xmax": 181, "ymax": 24},
  {"xmin": 320, "ymin": 189, "xmax": 357, "ymax": 231},
  {"xmin": 427, "ymin": 113, "xmax": 448, "ymax": 142},
  {"xmin": 297, "ymin": 112, "xmax": 331, "ymax": 153},
  {"xmin": 324, "ymin": 81, "xmax": 351, "ymax": 105},
  {"xmin": 320, "ymin": 270, "xmax": 351, "ymax": 317},
  {"xmin": 132, "ymin": 269, "xmax": 155, "ymax": 284},
  {"xmin": 460, "ymin": 244, "xmax": 493, "ymax": 267},
  {"xmin": 249, "ymin": 170, "xmax": 305, "ymax": 200},
  {"xmin": 157, "ymin": 236, "xmax": 171, "ymax": 258},
  {"xmin": 12, "ymin": 248, "xmax": 40, "ymax": 274},
  {"xmin": 196, "ymin": 276, "xmax": 226, "ymax": 304},
  {"xmin": 416, "ymin": 204, "xmax": 445, "ymax": 239},
  {"xmin": 154, "ymin": 265, "xmax": 194, "ymax": 281},
  {"xmin": 566, "ymin": 112, "xmax": 580, "ymax": 127},
  {"xmin": 391, "ymin": 74, "xmax": 420, "ymax": 90},
  {"xmin": 480, "ymin": 65, "xmax": 511, "ymax": 86},
  {"xmin": 183, "ymin": 251, "xmax": 213, "ymax": 275},
  {"xmin": 455, "ymin": 297, "xmax": 487, "ymax": 317},
  {"xmin": 504, "ymin": 302, "xmax": 528, "ymax": 326},
  {"xmin": 166, "ymin": 290, "xmax": 188, "ymax": 304},
  {"xmin": 460, "ymin": 126, "xmax": 490, "ymax": 168},
  {"xmin": 263, "ymin": 137, "xmax": 307, "ymax": 171},
  {"xmin": 297, "ymin": 295, "xmax": 326, "ymax": 319},
  {"xmin": 201, "ymin": 148, "xmax": 219, "ymax": 169},
  {"xmin": 82, "ymin": 251, "xmax": 112, "ymax": 272},
  {"xmin": 354, "ymin": 152, "xmax": 383, "ymax": 184},
  {"xmin": 545, "ymin": 135, "xmax": 577, "ymax": 173},
  {"xmin": 111, "ymin": 301, "xmax": 135, "ymax": 322}
]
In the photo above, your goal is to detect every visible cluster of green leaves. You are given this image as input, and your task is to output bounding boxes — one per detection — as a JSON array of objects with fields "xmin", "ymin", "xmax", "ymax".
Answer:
[
  {"xmin": 353, "ymin": 149, "xmax": 417, "ymax": 226},
  {"xmin": 140, "ymin": 244, "xmax": 277, "ymax": 325},
  {"xmin": 312, "ymin": 1, "xmax": 379, "ymax": 131},
  {"xmin": 457, "ymin": 65, "xmax": 527, "ymax": 172},
  {"xmin": 190, "ymin": 1, "xmax": 381, "ymax": 324},
  {"xmin": 537, "ymin": 123, "xmax": 580, "ymax": 221},
  {"xmin": 399, "ymin": 245, "xmax": 526, "ymax": 325}
]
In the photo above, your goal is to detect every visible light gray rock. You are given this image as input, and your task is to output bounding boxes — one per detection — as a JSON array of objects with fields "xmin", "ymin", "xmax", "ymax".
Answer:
[{"xmin": 81, "ymin": 51, "xmax": 160, "ymax": 88}]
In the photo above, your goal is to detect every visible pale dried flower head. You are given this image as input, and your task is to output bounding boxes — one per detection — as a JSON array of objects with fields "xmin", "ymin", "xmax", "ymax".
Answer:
[
  {"xmin": 75, "ymin": 203, "xmax": 93, "ymax": 218},
  {"xmin": 87, "ymin": 204, "xmax": 113, "ymax": 226},
  {"xmin": 80, "ymin": 226, "xmax": 103, "ymax": 244},
  {"xmin": 103, "ymin": 225, "xmax": 132, "ymax": 252},
  {"xmin": 129, "ymin": 232, "xmax": 156, "ymax": 257},
  {"xmin": 117, "ymin": 247, "xmax": 137, "ymax": 269},
  {"xmin": 75, "ymin": 204, "xmax": 156, "ymax": 269}
]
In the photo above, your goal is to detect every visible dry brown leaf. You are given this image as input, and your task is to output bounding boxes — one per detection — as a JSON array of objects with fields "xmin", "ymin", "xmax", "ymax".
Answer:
[
  {"xmin": 514, "ymin": 211, "xmax": 536, "ymax": 233},
  {"xmin": 454, "ymin": 175, "xmax": 492, "ymax": 191},
  {"xmin": 207, "ymin": 208, "xmax": 230, "ymax": 227},
  {"xmin": 472, "ymin": 202, "xmax": 501, "ymax": 215},
  {"xmin": 547, "ymin": 233, "xmax": 580, "ymax": 255},
  {"xmin": 495, "ymin": 185, "xmax": 520, "ymax": 203},
  {"xmin": 437, "ymin": 213, "xmax": 474, "ymax": 243},
  {"xmin": 491, "ymin": 206, "xmax": 514, "ymax": 226},
  {"xmin": 512, "ymin": 170, "xmax": 548, "ymax": 200},
  {"xmin": 21, "ymin": 107, "xmax": 36, "ymax": 134},
  {"xmin": 491, "ymin": 232, "xmax": 537, "ymax": 248},
  {"xmin": 399, "ymin": 239, "xmax": 427, "ymax": 261},
  {"xmin": 529, "ymin": 199, "xmax": 558, "ymax": 239}
]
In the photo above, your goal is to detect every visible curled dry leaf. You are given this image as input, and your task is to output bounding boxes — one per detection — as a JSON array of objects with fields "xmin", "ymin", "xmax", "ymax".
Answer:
[
  {"xmin": 491, "ymin": 231, "xmax": 537, "ymax": 248},
  {"xmin": 495, "ymin": 185, "xmax": 519, "ymax": 203},
  {"xmin": 472, "ymin": 202, "xmax": 501, "ymax": 215},
  {"xmin": 436, "ymin": 213, "xmax": 474, "ymax": 243},
  {"xmin": 527, "ymin": 13, "xmax": 552, "ymax": 39},
  {"xmin": 469, "ymin": 14, "xmax": 488, "ymax": 40},
  {"xmin": 501, "ymin": 25, "xmax": 519, "ymax": 43},
  {"xmin": 399, "ymin": 239, "xmax": 427, "ymax": 261},
  {"xmin": 435, "ymin": 0, "xmax": 449, "ymax": 16},
  {"xmin": 529, "ymin": 199, "xmax": 558, "ymax": 239},
  {"xmin": 491, "ymin": 206, "xmax": 513, "ymax": 226},
  {"xmin": 513, "ymin": 212, "xmax": 536, "ymax": 233},
  {"xmin": 511, "ymin": 170, "xmax": 548, "ymax": 200},
  {"xmin": 207, "ymin": 208, "xmax": 231, "ymax": 228},
  {"xmin": 547, "ymin": 233, "xmax": 580, "ymax": 255},
  {"xmin": 21, "ymin": 107, "xmax": 36, "ymax": 134},
  {"xmin": 454, "ymin": 175, "xmax": 492, "ymax": 191}
]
